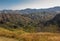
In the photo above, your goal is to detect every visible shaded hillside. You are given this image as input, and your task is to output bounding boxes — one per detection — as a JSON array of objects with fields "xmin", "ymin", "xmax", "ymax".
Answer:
[
  {"xmin": 0, "ymin": 13, "xmax": 33, "ymax": 29},
  {"xmin": 45, "ymin": 13, "xmax": 60, "ymax": 26},
  {"xmin": 44, "ymin": 13, "xmax": 60, "ymax": 32}
]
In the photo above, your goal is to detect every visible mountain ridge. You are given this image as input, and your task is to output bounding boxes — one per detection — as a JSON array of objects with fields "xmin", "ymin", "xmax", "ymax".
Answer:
[{"xmin": 0, "ymin": 6, "xmax": 60, "ymax": 14}]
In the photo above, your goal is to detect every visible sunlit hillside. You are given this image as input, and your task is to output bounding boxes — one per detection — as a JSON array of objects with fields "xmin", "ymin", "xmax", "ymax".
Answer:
[{"xmin": 0, "ymin": 28, "xmax": 59, "ymax": 41}]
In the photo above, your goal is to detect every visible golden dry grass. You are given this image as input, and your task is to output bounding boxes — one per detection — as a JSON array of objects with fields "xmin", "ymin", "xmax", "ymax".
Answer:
[
  {"xmin": 0, "ymin": 28, "xmax": 60, "ymax": 41},
  {"xmin": 18, "ymin": 32, "xmax": 60, "ymax": 41},
  {"xmin": 0, "ymin": 37, "xmax": 18, "ymax": 41}
]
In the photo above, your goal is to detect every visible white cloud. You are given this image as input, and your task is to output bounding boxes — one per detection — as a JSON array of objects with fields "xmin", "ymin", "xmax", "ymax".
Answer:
[{"xmin": 11, "ymin": 0, "xmax": 60, "ymax": 10}]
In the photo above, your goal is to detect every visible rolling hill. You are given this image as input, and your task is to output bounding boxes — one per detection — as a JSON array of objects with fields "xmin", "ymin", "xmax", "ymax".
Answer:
[{"xmin": 0, "ymin": 6, "xmax": 60, "ymax": 32}]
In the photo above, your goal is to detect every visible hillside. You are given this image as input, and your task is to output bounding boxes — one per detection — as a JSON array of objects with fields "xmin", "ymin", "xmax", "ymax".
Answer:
[
  {"xmin": 0, "ymin": 7, "xmax": 60, "ymax": 41},
  {"xmin": 0, "ymin": 11, "xmax": 57, "ymax": 32},
  {"xmin": 0, "ymin": 7, "xmax": 60, "ymax": 32}
]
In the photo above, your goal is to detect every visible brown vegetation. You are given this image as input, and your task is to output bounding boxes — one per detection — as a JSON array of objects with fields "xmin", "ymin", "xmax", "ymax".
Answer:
[{"xmin": 0, "ymin": 28, "xmax": 60, "ymax": 41}]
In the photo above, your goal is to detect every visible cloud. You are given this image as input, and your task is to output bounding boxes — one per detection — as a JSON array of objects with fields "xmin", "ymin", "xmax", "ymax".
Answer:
[
  {"xmin": 10, "ymin": 0, "xmax": 44, "ymax": 10},
  {"xmin": 10, "ymin": 0, "xmax": 60, "ymax": 10}
]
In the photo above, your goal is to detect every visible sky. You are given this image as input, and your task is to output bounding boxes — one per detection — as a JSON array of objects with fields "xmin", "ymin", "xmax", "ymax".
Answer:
[{"xmin": 0, "ymin": 0, "xmax": 60, "ymax": 10}]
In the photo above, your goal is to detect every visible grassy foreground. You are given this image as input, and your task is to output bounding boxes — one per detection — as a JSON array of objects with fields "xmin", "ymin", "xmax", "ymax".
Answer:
[
  {"xmin": 0, "ymin": 37, "xmax": 18, "ymax": 41},
  {"xmin": 0, "ymin": 28, "xmax": 60, "ymax": 41}
]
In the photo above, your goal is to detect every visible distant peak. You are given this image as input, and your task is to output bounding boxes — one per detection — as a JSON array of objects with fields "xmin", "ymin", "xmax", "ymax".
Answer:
[{"xmin": 54, "ymin": 6, "xmax": 60, "ymax": 8}]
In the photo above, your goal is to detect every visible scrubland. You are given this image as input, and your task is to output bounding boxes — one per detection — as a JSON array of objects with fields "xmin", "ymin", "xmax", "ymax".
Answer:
[{"xmin": 0, "ymin": 28, "xmax": 60, "ymax": 41}]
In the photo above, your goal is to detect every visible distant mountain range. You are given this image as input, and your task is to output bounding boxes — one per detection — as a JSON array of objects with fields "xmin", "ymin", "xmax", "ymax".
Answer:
[{"xmin": 0, "ymin": 6, "xmax": 60, "ymax": 14}]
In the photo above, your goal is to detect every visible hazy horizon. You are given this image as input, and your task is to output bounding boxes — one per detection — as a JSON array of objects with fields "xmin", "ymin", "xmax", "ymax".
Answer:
[{"xmin": 0, "ymin": 0, "xmax": 60, "ymax": 10}]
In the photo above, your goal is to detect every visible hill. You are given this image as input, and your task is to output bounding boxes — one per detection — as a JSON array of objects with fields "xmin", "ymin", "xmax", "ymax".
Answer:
[
  {"xmin": 0, "ymin": 6, "xmax": 60, "ymax": 41},
  {"xmin": 0, "ymin": 6, "xmax": 60, "ymax": 32}
]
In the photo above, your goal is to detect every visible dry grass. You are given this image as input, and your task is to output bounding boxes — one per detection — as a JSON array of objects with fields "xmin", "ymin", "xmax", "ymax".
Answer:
[
  {"xmin": 19, "ymin": 32, "xmax": 60, "ymax": 41},
  {"xmin": 0, "ymin": 37, "xmax": 18, "ymax": 41},
  {"xmin": 0, "ymin": 28, "xmax": 60, "ymax": 41}
]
